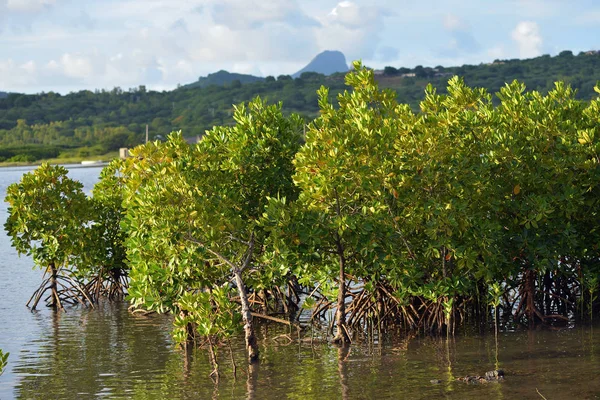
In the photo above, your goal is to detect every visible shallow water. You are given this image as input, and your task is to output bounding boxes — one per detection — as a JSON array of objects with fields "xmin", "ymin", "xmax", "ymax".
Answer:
[{"xmin": 0, "ymin": 166, "xmax": 599, "ymax": 399}]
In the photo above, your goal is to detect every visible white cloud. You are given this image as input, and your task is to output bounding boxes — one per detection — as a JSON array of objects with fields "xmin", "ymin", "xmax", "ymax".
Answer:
[
  {"xmin": 7, "ymin": 0, "xmax": 55, "ymax": 12},
  {"xmin": 40, "ymin": 50, "xmax": 164, "ymax": 90},
  {"xmin": 328, "ymin": 1, "xmax": 363, "ymax": 28},
  {"xmin": 0, "ymin": 0, "xmax": 597, "ymax": 93},
  {"xmin": 209, "ymin": 0, "xmax": 318, "ymax": 30},
  {"xmin": 511, "ymin": 21, "xmax": 543, "ymax": 58},
  {"xmin": 443, "ymin": 14, "xmax": 463, "ymax": 31},
  {"xmin": 0, "ymin": 59, "xmax": 38, "ymax": 88},
  {"xmin": 59, "ymin": 53, "xmax": 95, "ymax": 79},
  {"xmin": 21, "ymin": 59, "xmax": 36, "ymax": 73},
  {"xmin": 316, "ymin": 1, "xmax": 389, "ymax": 60}
]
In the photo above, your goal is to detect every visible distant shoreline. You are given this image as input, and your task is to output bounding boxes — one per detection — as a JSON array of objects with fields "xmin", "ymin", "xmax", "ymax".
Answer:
[
  {"xmin": 0, "ymin": 153, "xmax": 118, "ymax": 169},
  {"xmin": 0, "ymin": 159, "xmax": 112, "ymax": 169}
]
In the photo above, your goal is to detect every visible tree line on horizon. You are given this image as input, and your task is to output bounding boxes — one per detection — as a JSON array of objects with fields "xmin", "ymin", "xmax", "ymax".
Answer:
[{"xmin": 1, "ymin": 50, "xmax": 600, "ymax": 162}]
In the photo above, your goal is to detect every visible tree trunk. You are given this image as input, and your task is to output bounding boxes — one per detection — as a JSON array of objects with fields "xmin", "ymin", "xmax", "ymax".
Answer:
[
  {"xmin": 179, "ymin": 310, "xmax": 196, "ymax": 349},
  {"xmin": 233, "ymin": 268, "xmax": 259, "ymax": 363},
  {"xmin": 525, "ymin": 268, "xmax": 537, "ymax": 329},
  {"xmin": 207, "ymin": 335, "xmax": 220, "ymax": 382},
  {"xmin": 49, "ymin": 262, "xmax": 63, "ymax": 311},
  {"xmin": 334, "ymin": 235, "xmax": 350, "ymax": 344}
]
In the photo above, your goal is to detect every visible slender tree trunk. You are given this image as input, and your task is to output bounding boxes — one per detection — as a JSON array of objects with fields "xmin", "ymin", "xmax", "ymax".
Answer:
[
  {"xmin": 207, "ymin": 335, "xmax": 220, "ymax": 382},
  {"xmin": 334, "ymin": 235, "xmax": 350, "ymax": 344},
  {"xmin": 525, "ymin": 268, "xmax": 536, "ymax": 329},
  {"xmin": 195, "ymin": 233, "xmax": 259, "ymax": 363},
  {"xmin": 543, "ymin": 269, "xmax": 552, "ymax": 316},
  {"xmin": 49, "ymin": 262, "xmax": 63, "ymax": 311},
  {"xmin": 179, "ymin": 310, "xmax": 195, "ymax": 349},
  {"xmin": 441, "ymin": 246, "xmax": 447, "ymax": 278},
  {"xmin": 233, "ymin": 268, "xmax": 259, "ymax": 363}
]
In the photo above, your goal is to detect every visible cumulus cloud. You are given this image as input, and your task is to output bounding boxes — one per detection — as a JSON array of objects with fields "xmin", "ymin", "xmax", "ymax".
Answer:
[
  {"xmin": 209, "ymin": 0, "xmax": 319, "ymax": 30},
  {"xmin": 58, "ymin": 53, "xmax": 96, "ymax": 79},
  {"xmin": 0, "ymin": 59, "xmax": 39, "ymax": 88},
  {"xmin": 2, "ymin": 0, "xmax": 579, "ymax": 94},
  {"xmin": 0, "ymin": 49, "xmax": 165, "ymax": 92},
  {"xmin": 0, "ymin": 0, "xmax": 393, "ymax": 92},
  {"xmin": 315, "ymin": 1, "xmax": 390, "ymax": 60},
  {"xmin": 328, "ymin": 1, "xmax": 363, "ymax": 28},
  {"xmin": 511, "ymin": 21, "xmax": 542, "ymax": 58},
  {"xmin": 7, "ymin": 0, "xmax": 55, "ymax": 12},
  {"xmin": 182, "ymin": 17, "xmax": 318, "ymax": 65}
]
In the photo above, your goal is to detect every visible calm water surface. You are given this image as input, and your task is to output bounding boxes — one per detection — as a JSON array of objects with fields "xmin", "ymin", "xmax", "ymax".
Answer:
[{"xmin": 0, "ymin": 165, "xmax": 599, "ymax": 399}]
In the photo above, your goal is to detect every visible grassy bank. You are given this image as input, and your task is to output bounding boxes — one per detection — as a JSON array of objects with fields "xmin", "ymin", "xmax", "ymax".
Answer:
[{"xmin": 0, "ymin": 151, "xmax": 119, "ymax": 168}]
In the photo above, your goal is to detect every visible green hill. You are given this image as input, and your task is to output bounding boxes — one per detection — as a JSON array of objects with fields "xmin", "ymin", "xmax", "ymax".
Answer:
[
  {"xmin": 181, "ymin": 70, "xmax": 264, "ymax": 89},
  {"xmin": 1, "ymin": 50, "xmax": 599, "ymax": 162}
]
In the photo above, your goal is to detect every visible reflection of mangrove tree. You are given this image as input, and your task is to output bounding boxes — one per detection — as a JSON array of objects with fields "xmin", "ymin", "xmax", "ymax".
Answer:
[
  {"xmin": 5, "ymin": 62, "xmax": 600, "ymax": 376},
  {"xmin": 13, "ymin": 303, "xmax": 174, "ymax": 400},
  {"xmin": 0, "ymin": 349, "xmax": 7, "ymax": 376}
]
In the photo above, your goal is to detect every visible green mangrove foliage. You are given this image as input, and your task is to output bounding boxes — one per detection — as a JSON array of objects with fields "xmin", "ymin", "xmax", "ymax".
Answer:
[
  {"xmin": 83, "ymin": 159, "xmax": 130, "ymax": 300},
  {"xmin": 4, "ymin": 164, "xmax": 93, "ymax": 310},
  {"xmin": 5, "ymin": 64, "xmax": 600, "ymax": 376},
  {"xmin": 121, "ymin": 98, "xmax": 303, "ymax": 369},
  {"xmin": 4, "ymin": 162, "xmax": 130, "ymax": 309},
  {"xmin": 268, "ymin": 65, "xmax": 405, "ymax": 343},
  {"xmin": 266, "ymin": 63, "xmax": 600, "ymax": 335}
]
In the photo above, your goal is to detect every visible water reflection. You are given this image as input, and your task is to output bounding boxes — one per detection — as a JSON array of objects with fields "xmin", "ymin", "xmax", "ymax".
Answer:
[
  {"xmin": 7, "ymin": 306, "xmax": 600, "ymax": 399},
  {"xmin": 246, "ymin": 362, "xmax": 259, "ymax": 400},
  {"xmin": 13, "ymin": 302, "xmax": 174, "ymax": 399},
  {"xmin": 337, "ymin": 346, "xmax": 349, "ymax": 400}
]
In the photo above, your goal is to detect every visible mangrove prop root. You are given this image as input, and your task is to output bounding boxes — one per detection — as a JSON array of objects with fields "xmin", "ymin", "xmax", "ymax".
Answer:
[{"xmin": 27, "ymin": 265, "xmax": 93, "ymax": 311}]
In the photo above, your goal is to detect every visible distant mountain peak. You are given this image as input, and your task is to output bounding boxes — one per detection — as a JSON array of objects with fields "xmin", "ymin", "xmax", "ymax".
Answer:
[{"xmin": 292, "ymin": 50, "xmax": 349, "ymax": 78}]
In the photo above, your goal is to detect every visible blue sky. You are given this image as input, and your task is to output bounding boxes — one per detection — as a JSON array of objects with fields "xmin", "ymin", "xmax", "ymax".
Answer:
[{"xmin": 0, "ymin": 0, "xmax": 599, "ymax": 93}]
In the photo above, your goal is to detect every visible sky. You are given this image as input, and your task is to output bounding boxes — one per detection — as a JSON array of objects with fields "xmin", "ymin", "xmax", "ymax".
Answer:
[{"xmin": 0, "ymin": 0, "xmax": 599, "ymax": 94}]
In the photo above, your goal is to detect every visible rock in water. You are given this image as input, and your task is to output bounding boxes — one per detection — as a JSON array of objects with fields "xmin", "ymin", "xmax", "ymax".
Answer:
[{"xmin": 484, "ymin": 370, "xmax": 505, "ymax": 381}]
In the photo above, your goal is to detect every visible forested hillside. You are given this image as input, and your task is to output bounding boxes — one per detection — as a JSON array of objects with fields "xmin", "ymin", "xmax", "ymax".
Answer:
[
  {"xmin": 181, "ymin": 70, "xmax": 265, "ymax": 89},
  {"xmin": 1, "ymin": 50, "xmax": 599, "ymax": 162}
]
